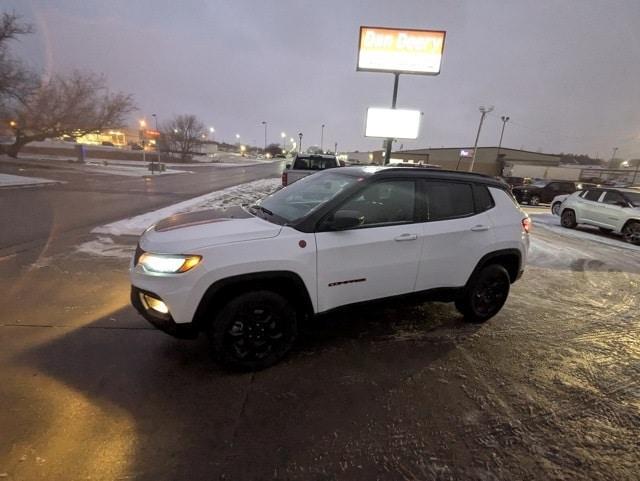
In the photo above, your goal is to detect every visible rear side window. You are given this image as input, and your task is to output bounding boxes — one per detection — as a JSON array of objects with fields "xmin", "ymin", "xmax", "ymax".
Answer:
[
  {"xmin": 425, "ymin": 181, "xmax": 475, "ymax": 221},
  {"xmin": 473, "ymin": 185, "xmax": 495, "ymax": 212},
  {"xmin": 584, "ymin": 190, "xmax": 603, "ymax": 201}
]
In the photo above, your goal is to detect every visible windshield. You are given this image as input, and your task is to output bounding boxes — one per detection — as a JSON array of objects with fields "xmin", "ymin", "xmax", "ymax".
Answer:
[
  {"xmin": 624, "ymin": 192, "xmax": 640, "ymax": 207},
  {"xmin": 258, "ymin": 171, "xmax": 359, "ymax": 223}
]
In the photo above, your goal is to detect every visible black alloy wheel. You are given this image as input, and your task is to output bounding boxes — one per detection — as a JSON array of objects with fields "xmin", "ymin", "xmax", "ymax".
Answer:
[
  {"xmin": 561, "ymin": 209, "xmax": 577, "ymax": 228},
  {"xmin": 622, "ymin": 221, "xmax": 640, "ymax": 245},
  {"xmin": 209, "ymin": 290, "xmax": 297, "ymax": 370},
  {"xmin": 456, "ymin": 264, "xmax": 511, "ymax": 323}
]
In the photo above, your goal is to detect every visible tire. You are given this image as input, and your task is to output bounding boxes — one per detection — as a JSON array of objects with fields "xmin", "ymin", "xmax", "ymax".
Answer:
[
  {"xmin": 208, "ymin": 290, "xmax": 297, "ymax": 371},
  {"xmin": 561, "ymin": 209, "xmax": 577, "ymax": 228},
  {"xmin": 530, "ymin": 195, "xmax": 541, "ymax": 206},
  {"xmin": 552, "ymin": 202, "xmax": 562, "ymax": 216},
  {"xmin": 622, "ymin": 221, "xmax": 640, "ymax": 245},
  {"xmin": 455, "ymin": 264, "xmax": 511, "ymax": 323}
]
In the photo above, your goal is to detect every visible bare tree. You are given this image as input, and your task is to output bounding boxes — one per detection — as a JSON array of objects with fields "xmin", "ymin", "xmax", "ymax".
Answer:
[
  {"xmin": 161, "ymin": 114, "xmax": 206, "ymax": 160},
  {"xmin": 0, "ymin": 11, "xmax": 37, "ymax": 110},
  {"xmin": 1, "ymin": 71, "xmax": 136, "ymax": 157}
]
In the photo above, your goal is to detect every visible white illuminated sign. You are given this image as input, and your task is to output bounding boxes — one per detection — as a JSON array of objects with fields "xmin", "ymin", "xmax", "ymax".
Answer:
[{"xmin": 365, "ymin": 108, "xmax": 421, "ymax": 139}]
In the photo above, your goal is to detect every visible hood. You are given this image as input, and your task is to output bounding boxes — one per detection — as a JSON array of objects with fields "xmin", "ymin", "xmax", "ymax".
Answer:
[{"xmin": 139, "ymin": 206, "xmax": 282, "ymax": 253}]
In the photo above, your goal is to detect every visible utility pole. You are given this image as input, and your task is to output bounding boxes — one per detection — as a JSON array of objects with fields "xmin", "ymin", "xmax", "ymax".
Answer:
[
  {"xmin": 152, "ymin": 113, "xmax": 160, "ymax": 171},
  {"xmin": 320, "ymin": 124, "xmax": 325, "ymax": 152},
  {"xmin": 469, "ymin": 105, "xmax": 494, "ymax": 172},
  {"xmin": 261, "ymin": 121, "xmax": 267, "ymax": 152},
  {"xmin": 384, "ymin": 73, "xmax": 400, "ymax": 165},
  {"xmin": 298, "ymin": 132, "xmax": 303, "ymax": 153},
  {"xmin": 496, "ymin": 115, "xmax": 509, "ymax": 176}
]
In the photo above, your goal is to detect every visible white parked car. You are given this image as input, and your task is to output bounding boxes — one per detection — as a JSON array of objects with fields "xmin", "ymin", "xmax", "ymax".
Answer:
[
  {"xmin": 560, "ymin": 187, "xmax": 640, "ymax": 244},
  {"xmin": 130, "ymin": 167, "xmax": 530, "ymax": 370}
]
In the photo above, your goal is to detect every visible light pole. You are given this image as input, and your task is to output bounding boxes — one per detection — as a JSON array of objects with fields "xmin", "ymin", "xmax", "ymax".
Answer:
[
  {"xmin": 609, "ymin": 147, "xmax": 618, "ymax": 167},
  {"xmin": 152, "ymin": 114, "xmax": 160, "ymax": 171},
  {"xmin": 139, "ymin": 119, "xmax": 147, "ymax": 169},
  {"xmin": 496, "ymin": 115, "xmax": 510, "ymax": 175},
  {"xmin": 320, "ymin": 124, "xmax": 325, "ymax": 152},
  {"xmin": 334, "ymin": 142, "xmax": 338, "ymax": 154},
  {"xmin": 280, "ymin": 132, "xmax": 286, "ymax": 153},
  {"xmin": 298, "ymin": 132, "xmax": 303, "ymax": 154},
  {"xmin": 261, "ymin": 121, "xmax": 267, "ymax": 152},
  {"xmin": 209, "ymin": 126, "xmax": 215, "ymax": 141},
  {"xmin": 469, "ymin": 106, "xmax": 494, "ymax": 172}
]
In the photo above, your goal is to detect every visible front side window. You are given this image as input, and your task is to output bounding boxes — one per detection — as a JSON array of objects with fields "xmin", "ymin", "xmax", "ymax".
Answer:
[
  {"xmin": 425, "ymin": 181, "xmax": 475, "ymax": 221},
  {"xmin": 337, "ymin": 180, "xmax": 416, "ymax": 227},
  {"xmin": 623, "ymin": 192, "xmax": 640, "ymax": 207},
  {"xmin": 583, "ymin": 190, "xmax": 603, "ymax": 202},
  {"xmin": 293, "ymin": 156, "xmax": 337, "ymax": 170}
]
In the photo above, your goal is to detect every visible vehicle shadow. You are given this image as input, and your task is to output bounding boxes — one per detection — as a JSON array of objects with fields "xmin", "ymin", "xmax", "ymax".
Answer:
[{"xmin": 12, "ymin": 300, "xmax": 484, "ymax": 480}]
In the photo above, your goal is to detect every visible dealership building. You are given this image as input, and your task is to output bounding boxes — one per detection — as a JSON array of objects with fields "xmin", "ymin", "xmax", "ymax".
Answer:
[{"xmin": 348, "ymin": 147, "xmax": 562, "ymax": 176}]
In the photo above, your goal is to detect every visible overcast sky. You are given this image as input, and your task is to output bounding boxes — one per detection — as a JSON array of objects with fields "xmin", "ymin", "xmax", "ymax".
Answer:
[{"xmin": 5, "ymin": 0, "xmax": 640, "ymax": 158}]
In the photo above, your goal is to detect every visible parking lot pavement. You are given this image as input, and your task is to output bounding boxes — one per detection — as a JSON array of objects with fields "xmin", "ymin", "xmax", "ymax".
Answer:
[{"xmin": 1, "ymin": 216, "xmax": 639, "ymax": 480}]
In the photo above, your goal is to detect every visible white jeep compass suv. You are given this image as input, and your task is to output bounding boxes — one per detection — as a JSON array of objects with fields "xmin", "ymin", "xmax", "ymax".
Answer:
[
  {"xmin": 559, "ymin": 187, "xmax": 640, "ymax": 243},
  {"xmin": 131, "ymin": 167, "xmax": 530, "ymax": 370}
]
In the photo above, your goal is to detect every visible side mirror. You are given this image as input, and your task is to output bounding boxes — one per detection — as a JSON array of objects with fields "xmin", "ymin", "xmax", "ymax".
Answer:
[
  {"xmin": 285, "ymin": 163, "xmax": 291, "ymax": 169},
  {"xmin": 325, "ymin": 210, "xmax": 363, "ymax": 230}
]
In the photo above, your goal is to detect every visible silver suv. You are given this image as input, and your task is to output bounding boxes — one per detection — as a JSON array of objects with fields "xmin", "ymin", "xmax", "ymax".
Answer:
[{"xmin": 560, "ymin": 187, "xmax": 640, "ymax": 244}]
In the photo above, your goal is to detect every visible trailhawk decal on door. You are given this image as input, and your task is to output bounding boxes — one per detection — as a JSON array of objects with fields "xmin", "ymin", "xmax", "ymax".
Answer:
[{"xmin": 328, "ymin": 278, "xmax": 367, "ymax": 287}]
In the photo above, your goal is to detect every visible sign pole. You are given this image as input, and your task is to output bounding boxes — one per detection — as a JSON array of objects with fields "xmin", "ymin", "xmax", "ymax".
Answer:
[{"xmin": 384, "ymin": 73, "xmax": 400, "ymax": 165}]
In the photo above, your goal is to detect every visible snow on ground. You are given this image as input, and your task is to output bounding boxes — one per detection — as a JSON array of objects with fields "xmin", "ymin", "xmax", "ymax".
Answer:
[
  {"xmin": 0, "ymin": 173, "xmax": 62, "ymax": 188},
  {"xmin": 78, "ymin": 178, "xmax": 281, "ymax": 257}
]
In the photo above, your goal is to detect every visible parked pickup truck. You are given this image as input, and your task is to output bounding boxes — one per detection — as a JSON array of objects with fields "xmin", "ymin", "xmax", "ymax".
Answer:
[{"xmin": 282, "ymin": 154, "xmax": 339, "ymax": 186}]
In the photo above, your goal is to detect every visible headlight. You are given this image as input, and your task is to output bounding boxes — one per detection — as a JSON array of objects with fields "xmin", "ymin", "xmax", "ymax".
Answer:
[{"xmin": 138, "ymin": 253, "xmax": 202, "ymax": 273}]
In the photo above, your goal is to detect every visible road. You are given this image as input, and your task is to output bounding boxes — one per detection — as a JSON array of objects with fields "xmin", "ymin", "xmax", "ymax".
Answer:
[
  {"xmin": 0, "ymin": 158, "xmax": 284, "ymax": 252},
  {"xmin": 0, "ymin": 170, "xmax": 639, "ymax": 480}
]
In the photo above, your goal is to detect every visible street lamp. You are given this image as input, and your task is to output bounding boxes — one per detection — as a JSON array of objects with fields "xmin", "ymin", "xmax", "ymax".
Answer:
[
  {"xmin": 235, "ymin": 133, "xmax": 240, "ymax": 142},
  {"xmin": 298, "ymin": 132, "xmax": 303, "ymax": 153},
  {"xmin": 321, "ymin": 124, "xmax": 325, "ymax": 152},
  {"xmin": 139, "ymin": 119, "xmax": 147, "ymax": 165},
  {"xmin": 280, "ymin": 132, "xmax": 286, "ymax": 153},
  {"xmin": 496, "ymin": 115, "xmax": 510, "ymax": 174},
  {"xmin": 261, "ymin": 121, "xmax": 267, "ymax": 152},
  {"xmin": 609, "ymin": 147, "xmax": 619, "ymax": 167},
  {"xmin": 9, "ymin": 120, "xmax": 17, "ymax": 128},
  {"xmin": 468, "ymin": 106, "xmax": 494, "ymax": 172}
]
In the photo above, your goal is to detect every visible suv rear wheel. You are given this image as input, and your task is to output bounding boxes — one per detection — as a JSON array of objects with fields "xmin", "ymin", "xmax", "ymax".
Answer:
[
  {"xmin": 622, "ymin": 221, "xmax": 640, "ymax": 245},
  {"xmin": 529, "ymin": 195, "xmax": 541, "ymax": 206},
  {"xmin": 208, "ymin": 290, "xmax": 297, "ymax": 371},
  {"xmin": 561, "ymin": 209, "xmax": 577, "ymax": 228},
  {"xmin": 455, "ymin": 264, "xmax": 510, "ymax": 323}
]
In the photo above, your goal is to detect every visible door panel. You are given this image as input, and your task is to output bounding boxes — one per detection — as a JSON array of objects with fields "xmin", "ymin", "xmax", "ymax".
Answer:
[
  {"xmin": 316, "ymin": 225, "xmax": 421, "ymax": 311},
  {"xmin": 315, "ymin": 179, "xmax": 421, "ymax": 312}
]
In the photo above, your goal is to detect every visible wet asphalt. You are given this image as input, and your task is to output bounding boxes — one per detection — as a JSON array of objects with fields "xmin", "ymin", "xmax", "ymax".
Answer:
[{"xmin": 0, "ymin": 164, "xmax": 639, "ymax": 481}]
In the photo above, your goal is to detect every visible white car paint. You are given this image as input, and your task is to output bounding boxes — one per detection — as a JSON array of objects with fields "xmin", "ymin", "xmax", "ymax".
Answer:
[
  {"xmin": 131, "ymin": 176, "xmax": 530, "ymax": 327},
  {"xmin": 561, "ymin": 188, "xmax": 640, "ymax": 234}
]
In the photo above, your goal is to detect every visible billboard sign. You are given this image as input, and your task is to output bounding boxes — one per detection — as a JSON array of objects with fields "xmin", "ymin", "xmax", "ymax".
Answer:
[
  {"xmin": 365, "ymin": 108, "xmax": 421, "ymax": 139},
  {"xmin": 357, "ymin": 26, "xmax": 446, "ymax": 75},
  {"xmin": 459, "ymin": 149, "xmax": 474, "ymax": 158}
]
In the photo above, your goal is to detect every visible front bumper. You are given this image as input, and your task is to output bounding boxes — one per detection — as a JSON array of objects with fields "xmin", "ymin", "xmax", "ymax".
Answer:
[{"xmin": 131, "ymin": 286, "xmax": 198, "ymax": 339}]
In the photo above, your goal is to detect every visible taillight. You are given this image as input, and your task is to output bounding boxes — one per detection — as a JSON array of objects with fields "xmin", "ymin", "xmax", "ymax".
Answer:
[
  {"xmin": 282, "ymin": 171, "xmax": 288, "ymax": 186},
  {"xmin": 522, "ymin": 217, "xmax": 532, "ymax": 233}
]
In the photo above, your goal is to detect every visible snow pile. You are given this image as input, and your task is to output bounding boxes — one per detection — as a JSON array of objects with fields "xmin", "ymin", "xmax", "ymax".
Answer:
[
  {"xmin": 0, "ymin": 173, "xmax": 61, "ymax": 188},
  {"xmin": 92, "ymin": 177, "xmax": 281, "ymax": 237},
  {"xmin": 84, "ymin": 162, "xmax": 189, "ymax": 177}
]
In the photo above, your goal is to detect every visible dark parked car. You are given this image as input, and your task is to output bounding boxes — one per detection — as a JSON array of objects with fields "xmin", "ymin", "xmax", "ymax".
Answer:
[{"xmin": 512, "ymin": 180, "xmax": 577, "ymax": 205}]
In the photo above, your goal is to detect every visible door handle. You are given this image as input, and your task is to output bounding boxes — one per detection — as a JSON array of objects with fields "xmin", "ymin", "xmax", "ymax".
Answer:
[
  {"xmin": 394, "ymin": 233, "xmax": 418, "ymax": 241},
  {"xmin": 470, "ymin": 225, "xmax": 490, "ymax": 232}
]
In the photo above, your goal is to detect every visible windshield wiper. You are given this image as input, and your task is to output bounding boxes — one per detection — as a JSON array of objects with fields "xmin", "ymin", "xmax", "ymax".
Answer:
[{"xmin": 249, "ymin": 204, "xmax": 274, "ymax": 216}]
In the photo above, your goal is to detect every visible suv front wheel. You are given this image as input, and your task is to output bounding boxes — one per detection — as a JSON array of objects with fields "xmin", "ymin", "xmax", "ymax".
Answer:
[
  {"xmin": 208, "ymin": 290, "xmax": 298, "ymax": 371},
  {"xmin": 622, "ymin": 221, "xmax": 640, "ymax": 245},
  {"xmin": 561, "ymin": 209, "xmax": 577, "ymax": 228},
  {"xmin": 456, "ymin": 264, "xmax": 511, "ymax": 323}
]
